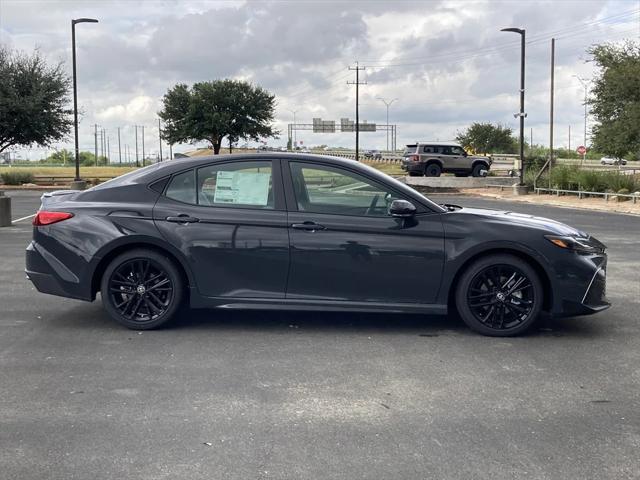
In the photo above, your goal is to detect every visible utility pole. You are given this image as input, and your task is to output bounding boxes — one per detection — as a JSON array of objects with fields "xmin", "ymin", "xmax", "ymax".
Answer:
[
  {"xmin": 169, "ymin": 144, "xmax": 173, "ymax": 161},
  {"xmin": 107, "ymin": 135, "xmax": 110, "ymax": 164},
  {"xmin": 134, "ymin": 125, "xmax": 139, "ymax": 167},
  {"xmin": 158, "ymin": 118, "xmax": 163, "ymax": 162},
  {"xmin": 118, "ymin": 127, "xmax": 122, "ymax": 164},
  {"xmin": 348, "ymin": 62, "xmax": 366, "ymax": 161},
  {"xmin": 141, "ymin": 125, "xmax": 145, "ymax": 166},
  {"xmin": 101, "ymin": 129, "xmax": 106, "ymax": 164},
  {"xmin": 549, "ymin": 38, "xmax": 555, "ymax": 188},
  {"xmin": 93, "ymin": 124, "xmax": 98, "ymax": 166},
  {"xmin": 530, "ymin": 128, "xmax": 533, "ymax": 148},
  {"xmin": 568, "ymin": 125, "xmax": 571, "ymax": 151}
]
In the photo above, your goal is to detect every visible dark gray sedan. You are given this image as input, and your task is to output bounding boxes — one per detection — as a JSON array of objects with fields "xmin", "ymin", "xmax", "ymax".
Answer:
[{"xmin": 25, "ymin": 154, "xmax": 609, "ymax": 336}]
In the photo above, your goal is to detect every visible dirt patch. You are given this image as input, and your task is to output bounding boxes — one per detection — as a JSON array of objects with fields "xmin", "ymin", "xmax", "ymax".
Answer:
[{"xmin": 462, "ymin": 188, "xmax": 640, "ymax": 216}]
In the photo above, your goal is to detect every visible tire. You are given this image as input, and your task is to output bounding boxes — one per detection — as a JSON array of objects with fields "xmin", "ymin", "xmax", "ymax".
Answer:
[
  {"xmin": 454, "ymin": 254, "xmax": 543, "ymax": 337},
  {"xmin": 601, "ymin": 161, "xmax": 606, "ymax": 165},
  {"xmin": 471, "ymin": 164, "xmax": 488, "ymax": 177},
  {"xmin": 100, "ymin": 249, "xmax": 184, "ymax": 330},
  {"xmin": 425, "ymin": 163, "xmax": 442, "ymax": 177}
]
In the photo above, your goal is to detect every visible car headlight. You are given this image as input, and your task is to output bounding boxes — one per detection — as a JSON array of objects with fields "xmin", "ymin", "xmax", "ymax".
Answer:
[{"xmin": 544, "ymin": 235, "xmax": 605, "ymax": 254}]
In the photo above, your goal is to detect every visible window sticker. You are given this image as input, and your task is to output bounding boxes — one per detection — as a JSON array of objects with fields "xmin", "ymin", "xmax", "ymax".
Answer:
[{"xmin": 213, "ymin": 171, "xmax": 271, "ymax": 205}]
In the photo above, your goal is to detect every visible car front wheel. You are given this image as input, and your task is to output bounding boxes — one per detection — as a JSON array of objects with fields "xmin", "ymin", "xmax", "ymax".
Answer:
[
  {"xmin": 471, "ymin": 164, "xmax": 488, "ymax": 177},
  {"xmin": 455, "ymin": 254, "xmax": 543, "ymax": 336},
  {"xmin": 100, "ymin": 249, "xmax": 184, "ymax": 330}
]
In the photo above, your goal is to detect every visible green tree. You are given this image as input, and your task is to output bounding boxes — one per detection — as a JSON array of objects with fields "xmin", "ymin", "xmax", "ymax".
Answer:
[
  {"xmin": 42, "ymin": 150, "xmax": 105, "ymax": 166},
  {"xmin": 455, "ymin": 122, "xmax": 518, "ymax": 154},
  {"xmin": 588, "ymin": 41, "xmax": 640, "ymax": 160},
  {"xmin": 0, "ymin": 46, "xmax": 73, "ymax": 153},
  {"xmin": 159, "ymin": 80, "xmax": 278, "ymax": 154}
]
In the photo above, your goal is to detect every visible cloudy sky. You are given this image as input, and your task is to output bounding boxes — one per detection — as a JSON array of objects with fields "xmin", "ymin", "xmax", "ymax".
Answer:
[{"xmin": 1, "ymin": 0, "xmax": 639, "ymax": 159}]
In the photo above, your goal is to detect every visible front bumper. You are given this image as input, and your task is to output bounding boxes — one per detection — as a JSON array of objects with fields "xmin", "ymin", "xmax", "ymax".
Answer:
[{"xmin": 552, "ymin": 255, "xmax": 610, "ymax": 317}]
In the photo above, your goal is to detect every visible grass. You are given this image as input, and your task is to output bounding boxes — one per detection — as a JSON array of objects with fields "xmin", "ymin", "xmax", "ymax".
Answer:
[
  {"xmin": 362, "ymin": 161, "xmax": 403, "ymax": 176},
  {"xmin": 0, "ymin": 166, "xmax": 136, "ymax": 177}
]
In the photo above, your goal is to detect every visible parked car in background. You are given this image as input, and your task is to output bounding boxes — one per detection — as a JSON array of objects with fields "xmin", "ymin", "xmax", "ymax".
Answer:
[
  {"xmin": 26, "ymin": 153, "xmax": 608, "ymax": 337},
  {"xmin": 402, "ymin": 142, "xmax": 491, "ymax": 177},
  {"xmin": 600, "ymin": 156, "xmax": 627, "ymax": 166},
  {"xmin": 364, "ymin": 149, "xmax": 383, "ymax": 160}
]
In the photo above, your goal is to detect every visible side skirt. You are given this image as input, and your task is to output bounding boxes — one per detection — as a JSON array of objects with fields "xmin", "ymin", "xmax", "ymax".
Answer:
[{"xmin": 190, "ymin": 291, "xmax": 448, "ymax": 315}]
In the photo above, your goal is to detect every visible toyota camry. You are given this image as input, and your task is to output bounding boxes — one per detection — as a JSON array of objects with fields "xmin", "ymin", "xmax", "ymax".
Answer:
[{"xmin": 26, "ymin": 153, "xmax": 609, "ymax": 336}]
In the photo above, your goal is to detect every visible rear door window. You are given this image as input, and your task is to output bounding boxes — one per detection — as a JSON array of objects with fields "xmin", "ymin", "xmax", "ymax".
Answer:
[{"xmin": 196, "ymin": 161, "xmax": 274, "ymax": 209}]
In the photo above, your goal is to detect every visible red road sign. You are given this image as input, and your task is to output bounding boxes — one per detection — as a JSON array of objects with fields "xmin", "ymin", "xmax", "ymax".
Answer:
[{"xmin": 577, "ymin": 145, "xmax": 587, "ymax": 155}]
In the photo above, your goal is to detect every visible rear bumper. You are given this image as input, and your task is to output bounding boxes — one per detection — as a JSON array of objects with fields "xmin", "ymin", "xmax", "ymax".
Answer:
[
  {"xmin": 401, "ymin": 161, "xmax": 423, "ymax": 173},
  {"xmin": 25, "ymin": 241, "xmax": 92, "ymax": 301}
]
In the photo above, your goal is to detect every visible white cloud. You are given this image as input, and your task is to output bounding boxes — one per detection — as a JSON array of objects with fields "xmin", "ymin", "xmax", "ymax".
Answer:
[{"xmin": 1, "ymin": 0, "xmax": 638, "ymax": 155}]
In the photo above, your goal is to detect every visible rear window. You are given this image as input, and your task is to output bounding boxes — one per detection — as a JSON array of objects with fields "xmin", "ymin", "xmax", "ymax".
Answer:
[
  {"xmin": 403, "ymin": 145, "xmax": 417, "ymax": 156},
  {"xmin": 87, "ymin": 162, "xmax": 164, "ymax": 190}
]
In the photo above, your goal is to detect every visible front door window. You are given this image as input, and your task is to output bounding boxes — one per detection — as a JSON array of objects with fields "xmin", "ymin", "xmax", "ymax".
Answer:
[{"xmin": 289, "ymin": 162, "xmax": 404, "ymax": 217}]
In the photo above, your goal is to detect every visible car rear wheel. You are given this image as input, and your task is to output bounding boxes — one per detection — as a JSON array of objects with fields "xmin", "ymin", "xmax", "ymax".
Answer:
[
  {"xmin": 471, "ymin": 164, "xmax": 488, "ymax": 177},
  {"xmin": 425, "ymin": 163, "xmax": 442, "ymax": 177},
  {"xmin": 100, "ymin": 249, "xmax": 184, "ymax": 330},
  {"xmin": 455, "ymin": 254, "xmax": 543, "ymax": 336}
]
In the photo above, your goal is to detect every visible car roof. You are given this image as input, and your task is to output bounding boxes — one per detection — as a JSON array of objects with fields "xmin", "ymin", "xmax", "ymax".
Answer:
[{"xmin": 407, "ymin": 142, "xmax": 463, "ymax": 147}]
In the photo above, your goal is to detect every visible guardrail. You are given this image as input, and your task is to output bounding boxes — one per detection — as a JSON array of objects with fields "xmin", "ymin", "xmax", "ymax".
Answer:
[
  {"xmin": 535, "ymin": 187, "xmax": 640, "ymax": 203},
  {"xmin": 32, "ymin": 175, "xmax": 115, "ymax": 183}
]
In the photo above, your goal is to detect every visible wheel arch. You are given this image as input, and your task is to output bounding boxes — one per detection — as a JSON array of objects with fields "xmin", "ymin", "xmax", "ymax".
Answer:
[
  {"xmin": 471, "ymin": 159, "xmax": 490, "ymax": 168},
  {"xmin": 446, "ymin": 247, "xmax": 553, "ymax": 313},
  {"xmin": 90, "ymin": 239, "xmax": 194, "ymax": 300},
  {"xmin": 424, "ymin": 158, "xmax": 443, "ymax": 168}
]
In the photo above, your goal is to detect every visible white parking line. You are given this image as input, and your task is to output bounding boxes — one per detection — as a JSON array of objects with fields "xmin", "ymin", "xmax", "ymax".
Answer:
[{"xmin": 12, "ymin": 213, "xmax": 36, "ymax": 223}]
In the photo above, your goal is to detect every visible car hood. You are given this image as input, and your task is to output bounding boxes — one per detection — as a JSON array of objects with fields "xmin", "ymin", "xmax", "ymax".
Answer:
[{"xmin": 448, "ymin": 206, "xmax": 588, "ymax": 237}]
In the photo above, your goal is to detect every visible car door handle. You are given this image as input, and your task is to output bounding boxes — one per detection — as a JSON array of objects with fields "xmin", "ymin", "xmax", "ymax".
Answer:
[
  {"xmin": 166, "ymin": 215, "xmax": 200, "ymax": 224},
  {"xmin": 291, "ymin": 221, "xmax": 326, "ymax": 232}
]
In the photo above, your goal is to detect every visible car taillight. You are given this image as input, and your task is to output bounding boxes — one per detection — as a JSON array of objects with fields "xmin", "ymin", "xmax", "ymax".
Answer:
[
  {"xmin": 33, "ymin": 211, "xmax": 74, "ymax": 226},
  {"xmin": 410, "ymin": 155, "xmax": 419, "ymax": 162}
]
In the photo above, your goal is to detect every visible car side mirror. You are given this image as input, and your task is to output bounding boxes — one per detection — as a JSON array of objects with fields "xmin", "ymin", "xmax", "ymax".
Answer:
[
  {"xmin": 389, "ymin": 199, "xmax": 416, "ymax": 217},
  {"xmin": 462, "ymin": 151, "xmax": 468, "ymax": 157}
]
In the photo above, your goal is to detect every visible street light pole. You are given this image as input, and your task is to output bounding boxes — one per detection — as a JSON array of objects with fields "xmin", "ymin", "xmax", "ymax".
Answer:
[
  {"xmin": 71, "ymin": 18, "xmax": 98, "ymax": 184},
  {"xmin": 287, "ymin": 109, "xmax": 298, "ymax": 148},
  {"xmin": 574, "ymin": 75, "xmax": 590, "ymax": 163},
  {"xmin": 376, "ymin": 97, "xmax": 398, "ymax": 152},
  {"xmin": 501, "ymin": 27, "xmax": 526, "ymax": 186}
]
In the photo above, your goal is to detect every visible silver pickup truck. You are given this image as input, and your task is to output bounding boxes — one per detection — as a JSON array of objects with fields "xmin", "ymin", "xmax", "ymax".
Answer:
[{"xmin": 401, "ymin": 142, "xmax": 492, "ymax": 177}]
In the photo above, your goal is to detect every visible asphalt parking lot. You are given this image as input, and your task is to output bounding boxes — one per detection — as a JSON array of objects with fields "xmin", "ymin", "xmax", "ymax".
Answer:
[{"xmin": 1, "ymin": 190, "xmax": 639, "ymax": 480}]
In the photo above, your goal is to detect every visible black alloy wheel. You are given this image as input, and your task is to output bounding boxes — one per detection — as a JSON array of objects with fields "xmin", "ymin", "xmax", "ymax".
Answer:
[
  {"xmin": 455, "ymin": 254, "xmax": 543, "ymax": 336},
  {"xmin": 101, "ymin": 249, "xmax": 183, "ymax": 329}
]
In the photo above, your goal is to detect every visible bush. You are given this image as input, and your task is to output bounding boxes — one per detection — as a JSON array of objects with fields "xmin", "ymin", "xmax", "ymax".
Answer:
[
  {"xmin": 525, "ymin": 165, "xmax": 638, "ymax": 194},
  {"xmin": 0, "ymin": 171, "xmax": 35, "ymax": 185}
]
